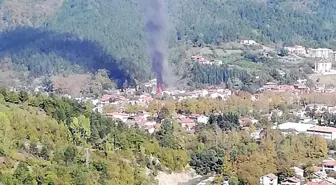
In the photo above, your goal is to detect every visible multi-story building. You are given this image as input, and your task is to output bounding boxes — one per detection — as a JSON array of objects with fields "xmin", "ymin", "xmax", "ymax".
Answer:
[
  {"xmin": 315, "ymin": 62, "xmax": 332, "ymax": 73},
  {"xmin": 307, "ymin": 48, "xmax": 333, "ymax": 59},
  {"xmin": 284, "ymin": 45, "xmax": 306, "ymax": 56},
  {"xmin": 306, "ymin": 126, "xmax": 336, "ymax": 140},
  {"xmin": 322, "ymin": 159, "xmax": 336, "ymax": 173}
]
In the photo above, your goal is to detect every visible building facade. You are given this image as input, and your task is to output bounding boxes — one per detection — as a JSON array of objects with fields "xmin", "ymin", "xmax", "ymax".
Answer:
[
  {"xmin": 315, "ymin": 62, "xmax": 332, "ymax": 73},
  {"xmin": 260, "ymin": 173, "xmax": 278, "ymax": 185},
  {"xmin": 306, "ymin": 126, "xmax": 336, "ymax": 140}
]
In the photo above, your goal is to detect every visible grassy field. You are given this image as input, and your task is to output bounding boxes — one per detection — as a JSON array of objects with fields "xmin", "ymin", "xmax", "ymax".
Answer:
[{"xmin": 309, "ymin": 73, "xmax": 336, "ymax": 87}]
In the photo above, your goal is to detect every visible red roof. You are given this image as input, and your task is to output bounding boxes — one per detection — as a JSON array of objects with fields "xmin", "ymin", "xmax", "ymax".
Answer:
[
  {"xmin": 323, "ymin": 160, "xmax": 336, "ymax": 166},
  {"xmin": 101, "ymin": 94, "xmax": 117, "ymax": 102},
  {"xmin": 179, "ymin": 117, "xmax": 195, "ymax": 123},
  {"xmin": 142, "ymin": 125, "xmax": 154, "ymax": 131},
  {"xmin": 307, "ymin": 181, "xmax": 328, "ymax": 185},
  {"xmin": 189, "ymin": 114, "xmax": 200, "ymax": 119},
  {"xmin": 178, "ymin": 118, "xmax": 196, "ymax": 128},
  {"xmin": 239, "ymin": 117, "xmax": 251, "ymax": 127},
  {"xmin": 308, "ymin": 126, "xmax": 336, "ymax": 133},
  {"xmin": 106, "ymin": 112, "xmax": 128, "ymax": 117}
]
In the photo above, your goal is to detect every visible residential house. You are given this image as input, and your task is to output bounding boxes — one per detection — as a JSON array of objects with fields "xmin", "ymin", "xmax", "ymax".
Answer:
[
  {"xmin": 306, "ymin": 126, "xmax": 336, "ymax": 140},
  {"xmin": 136, "ymin": 111, "xmax": 150, "ymax": 119},
  {"xmin": 251, "ymin": 129, "xmax": 263, "ymax": 139},
  {"xmin": 315, "ymin": 62, "xmax": 332, "ymax": 73},
  {"xmin": 138, "ymin": 95, "xmax": 154, "ymax": 104},
  {"xmin": 271, "ymin": 109, "xmax": 283, "ymax": 117},
  {"xmin": 280, "ymin": 177, "xmax": 301, "ymax": 185},
  {"xmin": 240, "ymin": 40, "xmax": 259, "ymax": 46},
  {"xmin": 297, "ymin": 78, "xmax": 307, "ymax": 84},
  {"xmin": 307, "ymin": 48, "xmax": 332, "ymax": 59},
  {"xmin": 239, "ymin": 117, "xmax": 252, "ymax": 127},
  {"xmin": 284, "ymin": 45, "xmax": 306, "ymax": 56},
  {"xmin": 307, "ymin": 181, "xmax": 328, "ymax": 185},
  {"xmin": 315, "ymin": 85, "xmax": 326, "ymax": 93},
  {"xmin": 322, "ymin": 159, "xmax": 336, "ymax": 172},
  {"xmin": 101, "ymin": 94, "xmax": 118, "ymax": 105},
  {"xmin": 274, "ymin": 122, "xmax": 315, "ymax": 136},
  {"xmin": 197, "ymin": 115, "xmax": 209, "ymax": 124},
  {"xmin": 178, "ymin": 118, "xmax": 196, "ymax": 131},
  {"xmin": 106, "ymin": 112, "xmax": 129, "ymax": 123},
  {"xmin": 260, "ymin": 173, "xmax": 278, "ymax": 185},
  {"xmin": 328, "ymin": 106, "xmax": 336, "ymax": 114},
  {"xmin": 189, "ymin": 114, "xmax": 209, "ymax": 124},
  {"xmin": 291, "ymin": 166, "xmax": 304, "ymax": 178},
  {"xmin": 142, "ymin": 125, "xmax": 155, "ymax": 134}
]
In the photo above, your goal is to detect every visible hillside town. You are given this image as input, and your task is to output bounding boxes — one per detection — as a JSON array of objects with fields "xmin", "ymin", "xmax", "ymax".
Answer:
[{"xmin": 51, "ymin": 71, "xmax": 336, "ymax": 185}]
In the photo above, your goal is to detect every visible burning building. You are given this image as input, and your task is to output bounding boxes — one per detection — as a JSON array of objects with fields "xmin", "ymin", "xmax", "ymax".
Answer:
[
  {"xmin": 143, "ymin": 0, "xmax": 167, "ymax": 98},
  {"xmin": 156, "ymin": 81, "xmax": 163, "ymax": 97}
]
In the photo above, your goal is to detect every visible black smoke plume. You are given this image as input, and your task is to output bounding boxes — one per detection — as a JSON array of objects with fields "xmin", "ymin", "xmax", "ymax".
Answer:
[{"xmin": 143, "ymin": 0, "xmax": 168, "ymax": 86}]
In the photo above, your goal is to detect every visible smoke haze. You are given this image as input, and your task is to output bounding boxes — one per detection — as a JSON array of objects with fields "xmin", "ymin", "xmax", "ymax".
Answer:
[{"xmin": 143, "ymin": 0, "xmax": 168, "ymax": 86}]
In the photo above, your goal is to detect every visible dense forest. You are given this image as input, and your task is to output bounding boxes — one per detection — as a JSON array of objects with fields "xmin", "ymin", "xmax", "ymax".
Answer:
[{"xmin": 0, "ymin": 0, "xmax": 335, "ymax": 86}]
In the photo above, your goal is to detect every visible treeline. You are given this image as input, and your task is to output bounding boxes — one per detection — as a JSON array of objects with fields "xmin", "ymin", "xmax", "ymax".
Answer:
[{"xmin": 185, "ymin": 60, "xmax": 308, "ymax": 93}]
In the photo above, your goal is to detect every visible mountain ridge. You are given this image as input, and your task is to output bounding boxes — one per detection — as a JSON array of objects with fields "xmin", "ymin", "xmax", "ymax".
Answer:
[{"xmin": 0, "ymin": 0, "xmax": 336, "ymax": 85}]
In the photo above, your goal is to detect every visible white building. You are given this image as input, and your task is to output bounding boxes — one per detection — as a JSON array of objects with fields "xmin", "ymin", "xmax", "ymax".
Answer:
[
  {"xmin": 240, "ymin": 40, "xmax": 259, "ymax": 46},
  {"xmin": 260, "ymin": 173, "xmax": 278, "ymax": 185},
  {"xmin": 284, "ymin": 45, "xmax": 306, "ymax": 56},
  {"xmin": 322, "ymin": 159, "xmax": 336, "ymax": 173},
  {"xmin": 197, "ymin": 115, "xmax": 209, "ymax": 124},
  {"xmin": 308, "ymin": 48, "xmax": 333, "ymax": 59},
  {"xmin": 315, "ymin": 62, "xmax": 332, "ymax": 73},
  {"xmin": 306, "ymin": 126, "xmax": 336, "ymax": 140},
  {"xmin": 106, "ymin": 112, "xmax": 129, "ymax": 123},
  {"xmin": 274, "ymin": 122, "xmax": 315, "ymax": 136},
  {"xmin": 291, "ymin": 167, "xmax": 304, "ymax": 178}
]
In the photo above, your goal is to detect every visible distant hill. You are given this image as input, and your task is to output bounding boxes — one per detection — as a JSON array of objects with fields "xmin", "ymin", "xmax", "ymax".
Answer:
[{"xmin": 0, "ymin": 0, "xmax": 336, "ymax": 85}]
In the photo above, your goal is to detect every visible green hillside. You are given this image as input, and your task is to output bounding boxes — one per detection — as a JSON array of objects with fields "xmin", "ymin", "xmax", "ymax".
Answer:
[{"xmin": 0, "ymin": 0, "xmax": 336, "ymax": 85}]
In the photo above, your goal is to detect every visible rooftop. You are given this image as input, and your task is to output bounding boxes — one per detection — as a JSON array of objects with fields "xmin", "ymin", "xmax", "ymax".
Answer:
[
  {"xmin": 275, "ymin": 122, "xmax": 315, "ymax": 132},
  {"xmin": 307, "ymin": 126, "xmax": 336, "ymax": 133},
  {"xmin": 307, "ymin": 181, "xmax": 328, "ymax": 185},
  {"xmin": 323, "ymin": 159, "xmax": 336, "ymax": 166}
]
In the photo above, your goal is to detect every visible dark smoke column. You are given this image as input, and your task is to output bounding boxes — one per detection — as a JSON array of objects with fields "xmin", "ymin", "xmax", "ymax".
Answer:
[{"xmin": 143, "ymin": 0, "xmax": 167, "ymax": 96}]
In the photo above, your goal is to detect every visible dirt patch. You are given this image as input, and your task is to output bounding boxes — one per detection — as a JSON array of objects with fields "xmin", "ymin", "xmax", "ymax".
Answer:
[
  {"xmin": 309, "ymin": 73, "xmax": 336, "ymax": 87},
  {"xmin": 155, "ymin": 170, "xmax": 201, "ymax": 185}
]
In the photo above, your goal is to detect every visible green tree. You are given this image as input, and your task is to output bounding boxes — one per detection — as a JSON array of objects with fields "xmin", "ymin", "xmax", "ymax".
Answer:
[
  {"xmin": 279, "ymin": 49, "xmax": 289, "ymax": 57},
  {"xmin": 63, "ymin": 146, "xmax": 77, "ymax": 165},
  {"xmin": 13, "ymin": 162, "xmax": 33, "ymax": 184},
  {"xmin": 0, "ymin": 112, "xmax": 11, "ymax": 144},
  {"xmin": 190, "ymin": 149, "xmax": 224, "ymax": 175},
  {"xmin": 5, "ymin": 92, "xmax": 20, "ymax": 104}
]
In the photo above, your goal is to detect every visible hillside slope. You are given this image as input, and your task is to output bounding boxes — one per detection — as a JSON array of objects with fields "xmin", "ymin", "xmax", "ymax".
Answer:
[{"xmin": 0, "ymin": 0, "xmax": 336, "ymax": 84}]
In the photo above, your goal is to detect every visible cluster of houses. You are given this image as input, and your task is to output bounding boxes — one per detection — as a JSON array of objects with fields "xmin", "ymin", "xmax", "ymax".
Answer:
[
  {"xmin": 272, "ymin": 103, "xmax": 336, "ymax": 140},
  {"xmin": 284, "ymin": 45, "xmax": 336, "ymax": 60},
  {"xmin": 260, "ymin": 161, "xmax": 336, "ymax": 185},
  {"xmin": 191, "ymin": 55, "xmax": 223, "ymax": 65},
  {"xmin": 105, "ymin": 111, "xmax": 210, "ymax": 134},
  {"xmin": 260, "ymin": 82, "xmax": 310, "ymax": 94},
  {"xmin": 98, "ymin": 86, "xmax": 233, "ymax": 107},
  {"xmin": 239, "ymin": 39, "xmax": 260, "ymax": 46},
  {"xmin": 259, "ymin": 80, "xmax": 336, "ymax": 94}
]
